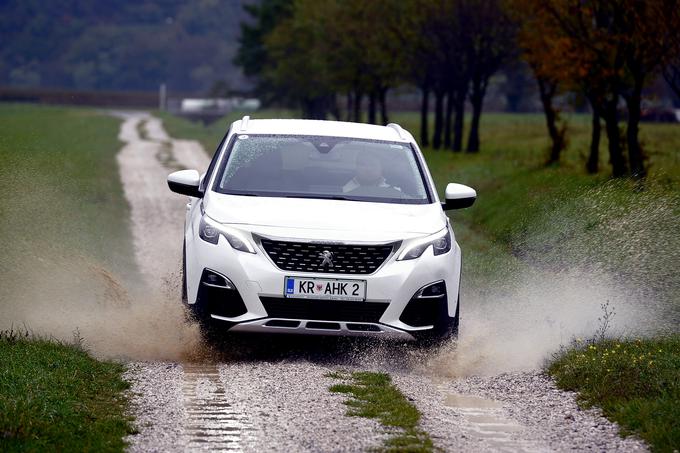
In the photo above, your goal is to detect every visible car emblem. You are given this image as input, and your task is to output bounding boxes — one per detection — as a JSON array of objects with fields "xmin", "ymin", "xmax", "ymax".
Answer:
[{"xmin": 319, "ymin": 250, "xmax": 334, "ymax": 268}]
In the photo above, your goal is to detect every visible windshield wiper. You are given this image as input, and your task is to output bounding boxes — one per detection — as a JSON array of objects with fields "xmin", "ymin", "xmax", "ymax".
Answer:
[
  {"xmin": 225, "ymin": 191, "xmax": 260, "ymax": 197},
  {"xmin": 285, "ymin": 194, "xmax": 353, "ymax": 201}
]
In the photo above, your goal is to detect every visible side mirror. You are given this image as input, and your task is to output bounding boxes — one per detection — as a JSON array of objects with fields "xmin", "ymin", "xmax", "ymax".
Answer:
[
  {"xmin": 442, "ymin": 183, "xmax": 476, "ymax": 210},
  {"xmin": 167, "ymin": 169, "xmax": 202, "ymax": 198}
]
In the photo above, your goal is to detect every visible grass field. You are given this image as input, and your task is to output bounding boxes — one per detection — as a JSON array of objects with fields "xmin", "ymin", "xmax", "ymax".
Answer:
[
  {"xmin": 0, "ymin": 104, "xmax": 137, "ymax": 287},
  {"xmin": 162, "ymin": 108, "xmax": 680, "ymax": 451},
  {"xmin": 0, "ymin": 103, "xmax": 135, "ymax": 450},
  {"xmin": 0, "ymin": 330, "xmax": 134, "ymax": 452}
]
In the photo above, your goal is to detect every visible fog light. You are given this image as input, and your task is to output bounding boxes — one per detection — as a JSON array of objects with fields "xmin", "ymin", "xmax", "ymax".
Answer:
[
  {"xmin": 415, "ymin": 280, "xmax": 446, "ymax": 299},
  {"xmin": 201, "ymin": 269, "xmax": 235, "ymax": 289}
]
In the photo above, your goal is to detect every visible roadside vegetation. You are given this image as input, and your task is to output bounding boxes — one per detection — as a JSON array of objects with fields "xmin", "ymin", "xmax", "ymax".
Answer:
[
  {"xmin": 0, "ymin": 329, "xmax": 134, "ymax": 451},
  {"xmin": 328, "ymin": 371, "xmax": 434, "ymax": 452},
  {"xmin": 0, "ymin": 104, "xmax": 136, "ymax": 451},
  {"xmin": 549, "ymin": 337, "xmax": 680, "ymax": 452}
]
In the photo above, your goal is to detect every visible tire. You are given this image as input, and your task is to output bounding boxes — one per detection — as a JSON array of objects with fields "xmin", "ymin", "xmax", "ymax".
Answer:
[
  {"xmin": 182, "ymin": 247, "xmax": 233, "ymax": 344},
  {"xmin": 181, "ymin": 239, "xmax": 188, "ymax": 304},
  {"xmin": 412, "ymin": 294, "xmax": 459, "ymax": 348}
]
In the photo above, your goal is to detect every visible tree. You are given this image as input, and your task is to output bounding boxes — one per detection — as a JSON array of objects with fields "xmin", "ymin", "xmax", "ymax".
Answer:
[
  {"xmin": 262, "ymin": 0, "xmax": 335, "ymax": 118},
  {"xmin": 462, "ymin": 0, "xmax": 517, "ymax": 153},
  {"xmin": 664, "ymin": 55, "xmax": 680, "ymax": 100},
  {"xmin": 539, "ymin": 0, "xmax": 680, "ymax": 178},
  {"xmin": 617, "ymin": 1, "xmax": 680, "ymax": 178},
  {"xmin": 537, "ymin": 1, "xmax": 629, "ymax": 177},
  {"xmin": 514, "ymin": 0, "xmax": 568, "ymax": 165},
  {"xmin": 321, "ymin": 0, "xmax": 408, "ymax": 124},
  {"xmin": 235, "ymin": 0, "xmax": 294, "ymax": 102},
  {"xmin": 428, "ymin": 0, "xmax": 471, "ymax": 151}
]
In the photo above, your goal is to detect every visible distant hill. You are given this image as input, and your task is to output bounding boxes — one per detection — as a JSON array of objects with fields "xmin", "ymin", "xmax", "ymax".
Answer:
[{"xmin": 0, "ymin": 0, "xmax": 252, "ymax": 94}]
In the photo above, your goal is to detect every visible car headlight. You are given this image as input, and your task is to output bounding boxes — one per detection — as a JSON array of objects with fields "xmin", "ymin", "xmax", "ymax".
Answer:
[
  {"xmin": 397, "ymin": 228, "xmax": 451, "ymax": 261},
  {"xmin": 199, "ymin": 216, "xmax": 256, "ymax": 253}
]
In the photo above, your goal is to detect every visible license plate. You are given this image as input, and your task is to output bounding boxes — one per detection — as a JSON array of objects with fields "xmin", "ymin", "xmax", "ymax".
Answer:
[{"xmin": 284, "ymin": 277, "xmax": 366, "ymax": 301}]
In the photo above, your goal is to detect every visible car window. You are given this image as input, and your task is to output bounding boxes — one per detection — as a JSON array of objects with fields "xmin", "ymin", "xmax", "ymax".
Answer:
[
  {"xmin": 213, "ymin": 135, "xmax": 431, "ymax": 205},
  {"xmin": 199, "ymin": 132, "xmax": 228, "ymax": 193}
]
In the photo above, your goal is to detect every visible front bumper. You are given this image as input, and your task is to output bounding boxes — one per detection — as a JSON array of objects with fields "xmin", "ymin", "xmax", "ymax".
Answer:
[{"xmin": 186, "ymin": 231, "xmax": 461, "ymax": 340}]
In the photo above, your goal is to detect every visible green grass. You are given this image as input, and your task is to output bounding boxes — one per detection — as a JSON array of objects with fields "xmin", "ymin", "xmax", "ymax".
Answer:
[
  {"xmin": 0, "ymin": 329, "xmax": 134, "ymax": 452},
  {"xmin": 0, "ymin": 103, "xmax": 137, "ymax": 287},
  {"xmin": 328, "ymin": 371, "xmax": 435, "ymax": 452},
  {"xmin": 549, "ymin": 337, "xmax": 680, "ymax": 452}
]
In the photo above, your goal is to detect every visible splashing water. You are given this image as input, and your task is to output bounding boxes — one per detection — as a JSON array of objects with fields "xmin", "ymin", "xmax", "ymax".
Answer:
[{"xmin": 427, "ymin": 181, "xmax": 679, "ymax": 376}]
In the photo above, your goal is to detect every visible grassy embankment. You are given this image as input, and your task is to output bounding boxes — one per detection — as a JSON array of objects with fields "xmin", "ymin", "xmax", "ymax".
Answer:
[
  {"xmin": 162, "ymin": 109, "xmax": 679, "ymax": 451},
  {"xmin": 550, "ymin": 337, "xmax": 679, "ymax": 451},
  {"xmin": 0, "ymin": 330, "xmax": 133, "ymax": 452},
  {"xmin": 0, "ymin": 104, "xmax": 135, "ymax": 451}
]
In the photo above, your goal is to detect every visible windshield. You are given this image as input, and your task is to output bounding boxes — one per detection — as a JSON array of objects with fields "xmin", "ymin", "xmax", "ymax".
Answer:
[{"xmin": 212, "ymin": 135, "xmax": 431, "ymax": 204}]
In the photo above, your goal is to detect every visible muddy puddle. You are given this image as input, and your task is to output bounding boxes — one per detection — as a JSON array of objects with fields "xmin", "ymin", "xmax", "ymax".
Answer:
[{"xmin": 442, "ymin": 391, "xmax": 534, "ymax": 451}]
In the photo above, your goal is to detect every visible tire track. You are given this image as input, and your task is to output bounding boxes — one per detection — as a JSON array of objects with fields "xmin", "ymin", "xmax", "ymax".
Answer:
[{"xmin": 182, "ymin": 364, "xmax": 254, "ymax": 451}]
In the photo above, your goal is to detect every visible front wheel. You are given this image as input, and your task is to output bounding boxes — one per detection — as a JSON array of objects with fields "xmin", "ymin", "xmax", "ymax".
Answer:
[{"xmin": 412, "ymin": 295, "xmax": 459, "ymax": 348}]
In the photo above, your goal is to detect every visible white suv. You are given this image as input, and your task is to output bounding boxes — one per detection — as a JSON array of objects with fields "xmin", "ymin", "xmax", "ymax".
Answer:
[{"xmin": 168, "ymin": 117, "xmax": 476, "ymax": 346}]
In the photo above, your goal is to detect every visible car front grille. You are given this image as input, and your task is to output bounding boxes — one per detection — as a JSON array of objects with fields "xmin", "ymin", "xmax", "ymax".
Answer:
[
  {"xmin": 259, "ymin": 239, "xmax": 398, "ymax": 274},
  {"xmin": 259, "ymin": 297, "xmax": 389, "ymax": 323}
]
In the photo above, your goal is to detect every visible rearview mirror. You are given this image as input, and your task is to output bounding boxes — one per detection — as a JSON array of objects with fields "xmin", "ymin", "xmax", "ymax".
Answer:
[
  {"xmin": 167, "ymin": 169, "xmax": 202, "ymax": 198},
  {"xmin": 442, "ymin": 183, "xmax": 476, "ymax": 210}
]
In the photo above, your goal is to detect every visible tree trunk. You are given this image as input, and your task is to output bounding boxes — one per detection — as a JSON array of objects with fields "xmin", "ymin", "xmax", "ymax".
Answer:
[
  {"xmin": 379, "ymin": 87, "xmax": 389, "ymax": 125},
  {"xmin": 302, "ymin": 97, "xmax": 327, "ymax": 120},
  {"xmin": 329, "ymin": 94, "xmax": 340, "ymax": 120},
  {"xmin": 466, "ymin": 76, "xmax": 487, "ymax": 153},
  {"xmin": 663, "ymin": 64, "xmax": 680, "ymax": 100},
  {"xmin": 452, "ymin": 87, "xmax": 465, "ymax": 152},
  {"xmin": 346, "ymin": 92, "xmax": 353, "ymax": 122},
  {"xmin": 368, "ymin": 92, "xmax": 377, "ymax": 124},
  {"xmin": 420, "ymin": 83, "xmax": 430, "ymax": 147},
  {"xmin": 353, "ymin": 90, "xmax": 362, "ymax": 123},
  {"xmin": 444, "ymin": 89, "xmax": 454, "ymax": 149},
  {"xmin": 537, "ymin": 77, "xmax": 565, "ymax": 165},
  {"xmin": 586, "ymin": 109, "xmax": 601, "ymax": 174},
  {"xmin": 625, "ymin": 78, "xmax": 646, "ymax": 179},
  {"xmin": 602, "ymin": 99, "xmax": 627, "ymax": 177},
  {"xmin": 433, "ymin": 89, "xmax": 445, "ymax": 150}
]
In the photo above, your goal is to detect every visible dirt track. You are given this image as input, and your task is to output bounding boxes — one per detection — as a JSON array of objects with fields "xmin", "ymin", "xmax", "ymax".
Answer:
[{"xmin": 119, "ymin": 113, "xmax": 647, "ymax": 452}]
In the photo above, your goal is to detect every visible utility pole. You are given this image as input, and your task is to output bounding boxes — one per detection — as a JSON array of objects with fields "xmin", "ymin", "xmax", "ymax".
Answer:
[{"xmin": 159, "ymin": 83, "xmax": 167, "ymax": 111}]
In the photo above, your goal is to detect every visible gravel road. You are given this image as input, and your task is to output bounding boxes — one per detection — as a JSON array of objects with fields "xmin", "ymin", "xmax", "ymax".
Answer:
[{"xmin": 118, "ymin": 113, "xmax": 648, "ymax": 452}]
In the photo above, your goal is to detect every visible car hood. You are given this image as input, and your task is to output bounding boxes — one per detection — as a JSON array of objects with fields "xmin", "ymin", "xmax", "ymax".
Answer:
[{"xmin": 204, "ymin": 193, "xmax": 446, "ymax": 239}]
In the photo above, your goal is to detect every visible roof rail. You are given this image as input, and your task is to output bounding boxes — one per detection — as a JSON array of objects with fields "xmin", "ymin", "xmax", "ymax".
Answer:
[
  {"xmin": 240, "ymin": 115, "xmax": 250, "ymax": 131},
  {"xmin": 386, "ymin": 123, "xmax": 406, "ymax": 140}
]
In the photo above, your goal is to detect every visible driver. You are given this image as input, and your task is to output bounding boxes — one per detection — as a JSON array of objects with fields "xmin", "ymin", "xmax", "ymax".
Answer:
[{"xmin": 343, "ymin": 152, "xmax": 392, "ymax": 192}]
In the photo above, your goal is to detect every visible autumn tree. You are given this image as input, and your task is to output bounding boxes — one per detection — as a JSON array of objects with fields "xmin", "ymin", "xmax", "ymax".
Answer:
[
  {"xmin": 513, "ymin": 0, "xmax": 568, "ymax": 165},
  {"xmin": 538, "ymin": 0, "xmax": 680, "ymax": 178}
]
